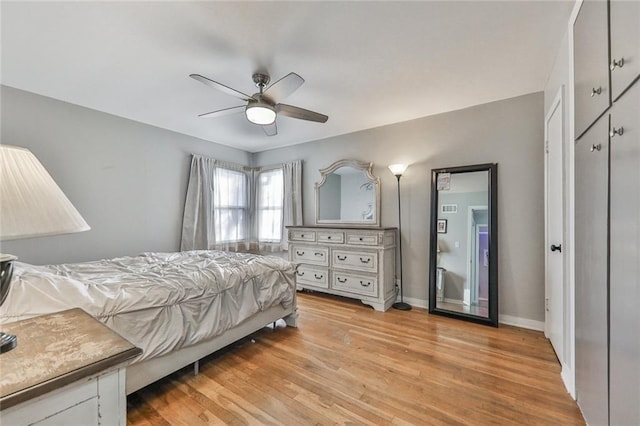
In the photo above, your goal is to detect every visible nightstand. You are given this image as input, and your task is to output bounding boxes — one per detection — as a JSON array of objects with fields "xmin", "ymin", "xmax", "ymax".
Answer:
[{"xmin": 0, "ymin": 308, "xmax": 141, "ymax": 425}]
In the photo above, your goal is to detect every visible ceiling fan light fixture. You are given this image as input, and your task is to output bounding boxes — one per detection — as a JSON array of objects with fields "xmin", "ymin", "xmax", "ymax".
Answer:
[{"xmin": 246, "ymin": 103, "xmax": 276, "ymax": 125}]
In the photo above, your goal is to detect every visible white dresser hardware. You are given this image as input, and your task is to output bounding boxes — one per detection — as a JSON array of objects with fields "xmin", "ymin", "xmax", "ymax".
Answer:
[{"xmin": 288, "ymin": 226, "xmax": 397, "ymax": 311}]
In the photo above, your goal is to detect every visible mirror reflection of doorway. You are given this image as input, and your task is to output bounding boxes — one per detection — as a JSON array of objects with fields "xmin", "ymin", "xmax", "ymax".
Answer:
[{"xmin": 466, "ymin": 206, "xmax": 488, "ymax": 317}]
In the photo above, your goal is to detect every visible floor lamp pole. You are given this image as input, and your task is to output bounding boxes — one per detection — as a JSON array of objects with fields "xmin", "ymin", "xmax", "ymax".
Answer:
[{"xmin": 393, "ymin": 174, "xmax": 411, "ymax": 311}]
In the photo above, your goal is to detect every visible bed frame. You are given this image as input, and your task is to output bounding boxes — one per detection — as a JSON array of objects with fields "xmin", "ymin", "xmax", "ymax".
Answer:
[{"xmin": 126, "ymin": 294, "xmax": 298, "ymax": 394}]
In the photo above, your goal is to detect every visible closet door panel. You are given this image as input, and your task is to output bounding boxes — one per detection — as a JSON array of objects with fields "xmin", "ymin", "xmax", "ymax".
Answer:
[
  {"xmin": 609, "ymin": 84, "xmax": 640, "ymax": 426},
  {"xmin": 574, "ymin": 0, "xmax": 610, "ymax": 138},
  {"xmin": 575, "ymin": 117, "xmax": 609, "ymax": 426},
  {"xmin": 610, "ymin": 0, "xmax": 640, "ymax": 101}
]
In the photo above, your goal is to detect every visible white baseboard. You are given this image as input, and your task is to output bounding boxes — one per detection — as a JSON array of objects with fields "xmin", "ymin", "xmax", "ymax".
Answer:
[
  {"xmin": 499, "ymin": 314, "xmax": 545, "ymax": 331},
  {"xmin": 395, "ymin": 295, "xmax": 545, "ymax": 332},
  {"xmin": 397, "ymin": 296, "xmax": 428, "ymax": 309},
  {"xmin": 444, "ymin": 298, "xmax": 464, "ymax": 305},
  {"xmin": 561, "ymin": 364, "xmax": 576, "ymax": 399}
]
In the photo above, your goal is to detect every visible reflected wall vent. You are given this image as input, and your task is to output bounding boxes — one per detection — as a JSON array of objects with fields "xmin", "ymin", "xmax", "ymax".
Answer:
[{"xmin": 441, "ymin": 204, "xmax": 458, "ymax": 214}]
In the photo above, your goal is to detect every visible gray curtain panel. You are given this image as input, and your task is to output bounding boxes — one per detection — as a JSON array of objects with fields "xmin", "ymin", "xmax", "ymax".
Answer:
[{"xmin": 180, "ymin": 155, "xmax": 216, "ymax": 251}]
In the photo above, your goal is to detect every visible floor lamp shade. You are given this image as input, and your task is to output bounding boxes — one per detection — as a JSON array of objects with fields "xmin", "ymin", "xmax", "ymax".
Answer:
[{"xmin": 0, "ymin": 145, "xmax": 90, "ymax": 240}]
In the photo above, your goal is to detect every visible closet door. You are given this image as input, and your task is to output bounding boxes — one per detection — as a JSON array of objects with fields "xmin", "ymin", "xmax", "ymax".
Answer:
[
  {"xmin": 609, "ymin": 83, "xmax": 640, "ymax": 426},
  {"xmin": 609, "ymin": 0, "xmax": 640, "ymax": 101},
  {"xmin": 575, "ymin": 117, "xmax": 609, "ymax": 426},
  {"xmin": 574, "ymin": 0, "xmax": 610, "ymax": 138}
]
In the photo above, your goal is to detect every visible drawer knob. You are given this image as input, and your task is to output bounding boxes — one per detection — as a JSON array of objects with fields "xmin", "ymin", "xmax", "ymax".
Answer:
[
  {"xmin": 610, "ymin": 57, "xmax": 625, "ymax": 71},
  {"xmin": 297, "ymin": 271, "xmax": 305, "ymax": 276},
  {"xmin": 337, "ymin": 277, "xmax": 347, "ymax": 283},
  {"xmin": 590, "ymin": 144, "xmax": 602, "ymax": 152},
  {"xmin": 296, "ymin": 250, "xmax": 305, "ymax": 256},
  {"xmin": 610, "ymin": 127, "xmax": 624, "ymax": 138},
  {"xmin": 301, "ymin": 234, "xmax": 305, "ymax": 237},
  {"xmin": 314, "ymin": 252, "xmax": 324, "ymax": 257},
  {"xmin": 360, "ymin": 281, "xmax": 371, "ymax": 287},
  {"xmin": 327, "ymin": 236, "xmax": 332, "ymax": 239},
  {"xmin": 314, "ymin": 273, "xmax": 324, "ymax": 279},
  {"xmin": 337, "ymin": 255, "xmax": 347, "ymax": 261},
  {"xmin": 359, "ymin": 237, "xmax": 363, "ymax": 241},
  {"xmin": 590, "ymin": 87, "xmax": 602, "ymax": 97},
  {"xmin": 359, "ymin": 257, "xmax": 371, "ymax": 264}
]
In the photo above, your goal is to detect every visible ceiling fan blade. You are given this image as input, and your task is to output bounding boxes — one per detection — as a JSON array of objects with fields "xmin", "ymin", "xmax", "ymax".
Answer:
[
  {"xmin": 263, "ymin": 73, "xmax": 304, "ymax": 101},
  {"xmin": 262, "ymin": 122, "xmax": 278, "ymax": 136},
  {"xmin": 276, "ymin": 104, "xmax": 328, "ymax": 123},
  {"xmin": 197, "ymin": 105, "xmax": 245, "ymax": 118},
  {"xmin": 189, "ymin": 74, "xmax": 254, "ymax": 102}
]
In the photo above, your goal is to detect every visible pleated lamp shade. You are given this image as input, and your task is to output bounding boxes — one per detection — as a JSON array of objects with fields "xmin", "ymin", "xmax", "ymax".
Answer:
[{"xmin": 0, "ymin": 145, "xmax": 90, "ymax": 241}]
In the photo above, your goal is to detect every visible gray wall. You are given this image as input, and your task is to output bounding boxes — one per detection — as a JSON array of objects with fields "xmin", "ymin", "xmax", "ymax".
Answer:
[
  {"xmin": 1, "ymin": 85, "xmax": 250, "ymax": 264},
  {"xmin": 1, "ymin": 85, "xmax": 545, "ymax": 322},
  {"xmin": 254, "ymin": 92, "xmax": 545, "ymax": 322}
]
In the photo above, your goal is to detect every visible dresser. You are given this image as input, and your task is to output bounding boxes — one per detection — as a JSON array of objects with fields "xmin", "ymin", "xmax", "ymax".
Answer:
[
  {"xmin": 0, "ymin": 308, "xmax": 141, "ymax": 425},
  {"xmin": 288, "ymin": 226, "xmax": 397, "ymax": 311}
]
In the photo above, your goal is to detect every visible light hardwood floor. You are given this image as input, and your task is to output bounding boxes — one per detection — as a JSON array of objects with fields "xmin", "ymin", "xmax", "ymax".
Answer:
[{"xmin": 127, "ymin": 292, "xmax": 585, "ymax": 425}]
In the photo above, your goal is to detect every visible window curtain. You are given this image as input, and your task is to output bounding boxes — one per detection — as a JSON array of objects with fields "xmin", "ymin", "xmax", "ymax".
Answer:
[
  {"xmin": 180, "ymin": 155, "xmax": 215, "ymax": 251},
  {"xmin": 180, "ymin": 155, "xmax": 250, "ymax": 252},
  {"xmin": 181, "ymin": 154, "xmax": 301, "ymax": 253},
  {"xmin": 281, "ymin": 160, "xmax": 303, "ymax": 250},
  {"xmin": 212, "ymin": 161, "xmax": 251, "ymax": 252}
]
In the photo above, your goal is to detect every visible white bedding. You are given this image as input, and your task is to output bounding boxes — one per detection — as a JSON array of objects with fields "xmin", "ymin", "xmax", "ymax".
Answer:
[{"xmin": 0, "ymin": 250, "xmax": 296, "ymax": 361}]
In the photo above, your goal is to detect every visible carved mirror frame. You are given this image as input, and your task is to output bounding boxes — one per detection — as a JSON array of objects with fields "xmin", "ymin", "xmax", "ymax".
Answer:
[
  {"xmin": 315, "ymin": 159, "xmax": 381, "ymax": 227},
  {"xmin": 428, "ymin": 163, "xmax": 498, "ymax": 327}
]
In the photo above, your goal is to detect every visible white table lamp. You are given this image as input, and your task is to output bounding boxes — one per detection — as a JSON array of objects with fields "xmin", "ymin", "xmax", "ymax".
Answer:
[{"xmin": 0, "ymin": 145, "xmax": 90, "ymax": 352}]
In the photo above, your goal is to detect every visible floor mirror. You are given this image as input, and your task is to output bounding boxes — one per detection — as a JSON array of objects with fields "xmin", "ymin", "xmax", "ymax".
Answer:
[{"xmin": 428, "ymin": 163, "xmax": 498, "ymax": 327}]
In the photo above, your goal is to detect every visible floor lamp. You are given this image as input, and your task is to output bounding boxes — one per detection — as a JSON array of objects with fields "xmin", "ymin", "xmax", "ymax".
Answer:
[
  {"xmin": 388, "ymin": 164, "xmax": 411, "ymax": 311},
  {"xmin": 0, "ymin": 145, "xmax": 90, "ymax": 352}
]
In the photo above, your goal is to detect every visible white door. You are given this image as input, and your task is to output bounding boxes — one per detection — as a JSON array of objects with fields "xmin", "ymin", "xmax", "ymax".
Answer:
[{"xmin": 545, "ymin": 89, "xmax": 565, "ymax": 362}]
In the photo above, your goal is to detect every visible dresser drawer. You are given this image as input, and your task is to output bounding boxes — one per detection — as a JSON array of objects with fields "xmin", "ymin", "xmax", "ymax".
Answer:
[
  {"xmin": 291, "ymin": 246, "xmax": 329, "ymax": 266},
  {"xmin": 295, "ymin": 265, "xmax": 329, "ymax": 289},
  {"xmin": 289, "ymin": 230, "xmax": 316, "ymax": 242},
  {"xmin": 317, "ymin": 231, "xmax": 344, "ymax": 244},
  {"xmin": 346, "ymin": 233, "xmax": 379, "ymax": 246},
  {"xmin": 332, "ymin": 271, "xmax": 378, "ymax": 297},
  {"xmin": 332, "ymin": 249, "xmax": 377, "ymax": 273}
]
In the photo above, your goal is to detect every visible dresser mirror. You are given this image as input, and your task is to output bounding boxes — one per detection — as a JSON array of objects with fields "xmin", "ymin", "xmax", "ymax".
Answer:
[
  {"xmin": 429, "ymin": 163, "xmax": 498, "ymax": 327},
  {"xmin": 315, "ymin": 159, "xmax": 381, "ymax": 227}
]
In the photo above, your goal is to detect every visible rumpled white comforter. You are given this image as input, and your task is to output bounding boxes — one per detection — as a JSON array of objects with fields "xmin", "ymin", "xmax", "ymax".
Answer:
[{"xmin": 0, "ymin": 250, "xmax": 296, "ymax": 361}]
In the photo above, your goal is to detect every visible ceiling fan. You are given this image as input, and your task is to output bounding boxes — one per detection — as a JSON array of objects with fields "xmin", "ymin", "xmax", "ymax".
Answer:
[{"xmin": 189, "ymin": 72, "xmax": 328, "ymax": 136}]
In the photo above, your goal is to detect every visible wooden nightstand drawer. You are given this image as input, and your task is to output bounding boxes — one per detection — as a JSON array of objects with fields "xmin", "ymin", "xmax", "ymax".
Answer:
[
  {"xmin": 291, "ymin": 246, "xmax": 329, "ymax": 266},
  {"xmin": 296, "ymin": 265, "xmax": 329, "ymax": 289},
  {"xmin": 332, "ymin": 249, "xmax": 377, "ymax": 272},
  {"xmin": 332, "ymin": 272, "xmax": 378, "ymax": 297},
  {"xmin": 317, "ymin": 231, "xmax": 344, "ymax": 244}
]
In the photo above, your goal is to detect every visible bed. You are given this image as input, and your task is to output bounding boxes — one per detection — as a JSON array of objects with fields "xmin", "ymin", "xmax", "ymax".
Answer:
[{"xmin": 0, "ymin": 250, "xmax": 298, "ymax": 394}]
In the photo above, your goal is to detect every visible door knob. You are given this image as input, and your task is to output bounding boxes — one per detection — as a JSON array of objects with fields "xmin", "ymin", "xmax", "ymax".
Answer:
[{"xmin": 550, "ymin": 244, "xmax": 562, "ymax": 253}]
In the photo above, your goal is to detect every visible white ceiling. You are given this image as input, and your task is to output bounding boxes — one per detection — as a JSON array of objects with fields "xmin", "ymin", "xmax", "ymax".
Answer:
[{"xmin": 1, "ymin": 1, "xmax": 574, "ymax": 153}]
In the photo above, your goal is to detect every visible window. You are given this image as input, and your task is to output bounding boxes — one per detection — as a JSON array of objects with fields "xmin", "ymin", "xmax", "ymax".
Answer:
[
  {"xmin": 213, "ymin": 167, "xmax": 249, "ymax": 243},
  {"xmin": 257, "ymin": 168, "xmax": 284, "ymax": 243}
]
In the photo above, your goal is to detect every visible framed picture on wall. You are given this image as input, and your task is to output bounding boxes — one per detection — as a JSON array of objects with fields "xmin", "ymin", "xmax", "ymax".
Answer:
[{"xmin": 437, "ymin": 219, "xmax": 447, "ymax": 234}]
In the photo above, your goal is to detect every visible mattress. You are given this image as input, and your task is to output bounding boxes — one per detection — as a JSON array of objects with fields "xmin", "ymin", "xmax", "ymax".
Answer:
[{"xmin": 0, "ymin": 250, "xmax": 296, "ymax": 361}]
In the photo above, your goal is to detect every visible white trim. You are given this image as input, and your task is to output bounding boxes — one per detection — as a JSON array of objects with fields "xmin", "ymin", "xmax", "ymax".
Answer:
[
  {"xmin": 401, "ymin": 296, "xmax": 546, "ymax": 332},
  {"xmin": 544, "ymin": 85, "xmax": 566, "ymax": 359},
  {"xmin": 563, "ymin": 0, "xmax": 582, "ymax": 400},
  {"xmin": 499, "ymin": 314, "xmax": 545, "ymax": 332},
  {"xmin": 401, "ymin": 296, "xmax": 428, "ymax": 309},
  {"xmin": 444, "ymin": 298, "xmax": 464, "ymax": 305}
]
